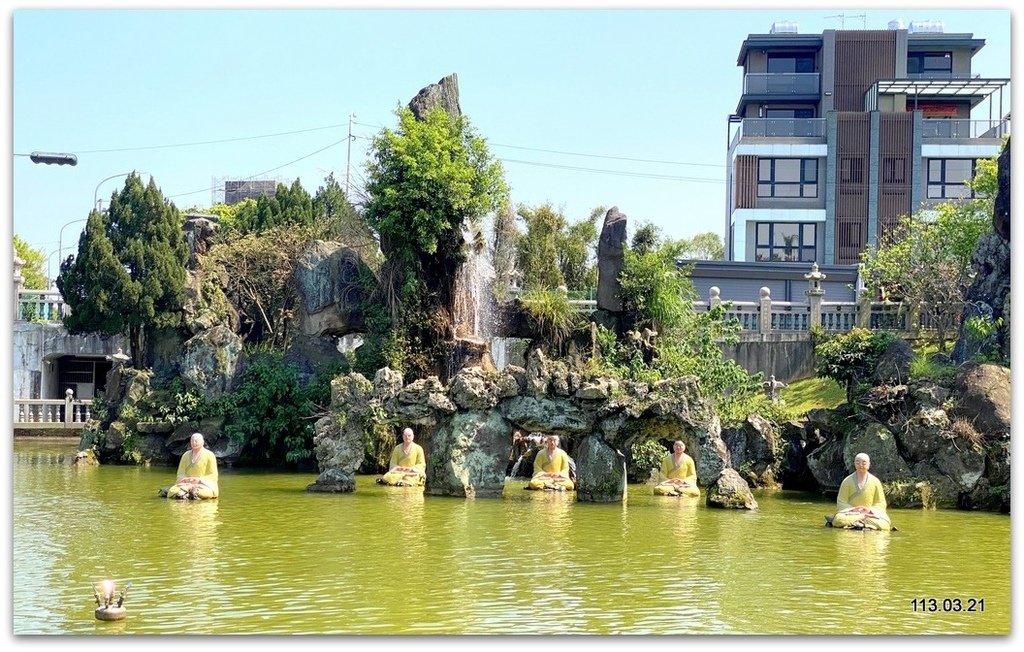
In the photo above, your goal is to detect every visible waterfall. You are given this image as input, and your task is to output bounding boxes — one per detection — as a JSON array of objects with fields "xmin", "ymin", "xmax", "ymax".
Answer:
[{"xmin": 452, "ymin": 226, "xmax": 496, "ymax": 341}]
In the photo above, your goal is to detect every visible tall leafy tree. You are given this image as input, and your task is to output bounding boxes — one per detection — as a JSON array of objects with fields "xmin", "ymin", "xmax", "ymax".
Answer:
[
  {"xmin": 516, "ymin": 203, "xmax": 565, "ymax": 291},
  {"xmin": 58, "ymin": 173, "xmax": 188, "ymax": 366},
  {"xmin": 860, "ymin": 156, "xmax": 996, "ymax": 350},
  {"xmin": 556, "ymin": 211, "xmax": 599, "ymax": 292},
  {"xmin": 13, "ymin": 235, "xmax": 48, "ymax": 289},
  {"xmin": 677, "ymin": 232, "xmax": 725, "ymax": 260},
  {"xmin": 364, "ymin": 105, "xmax": 506, "ymax": 378},
  {"xmin": 313, "ymin": 172, "xmax": 378, "ymax": 257},
  {"xmin": 490, "ymin": 199, "xmax": 519, "ymax": 301}
]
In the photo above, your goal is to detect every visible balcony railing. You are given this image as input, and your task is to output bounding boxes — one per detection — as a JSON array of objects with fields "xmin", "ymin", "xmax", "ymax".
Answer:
[
  {"xmin": 14, "ymin": 390, "xmax": 93, "ymax": 430},
  {"xmin": 736, "ymin": 118, "xmax": 826, "ymax": 139},
  {"xmin": 17, "ymin": 290, "xmax": 68, "ymax": 323},
  {"xmin": 922, "ymin": 118, "xmax": 1011, "ymax": 140},
  {"xmin": 743, "ymin": 72, "xmax": 820, "ymax": 96}
]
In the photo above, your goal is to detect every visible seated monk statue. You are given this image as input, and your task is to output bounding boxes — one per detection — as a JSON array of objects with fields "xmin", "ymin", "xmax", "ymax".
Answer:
[
  {"xmin": 378, "ymin": 427, "xmax": 426, "ymax": 487},
  {"xmin": 654, "ymin": 440, "xmax": 700, "ymax": 497},
  {"xmin": 166, "ymin": 433, "xmax": 219, "ymax": 500},
  {"xmin": 830, "ymin": 452, "xmax": 892, "ymax": 531},
  {"xmin": 528, "ymin": 435, "xmax": 575, "ymax": 491}
]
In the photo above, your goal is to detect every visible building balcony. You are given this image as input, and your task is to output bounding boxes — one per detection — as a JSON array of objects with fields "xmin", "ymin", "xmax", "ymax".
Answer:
[
  {"xmin": 922, "ymin": 117, "xmax": 1010, "ymax": 140},
  {"xmin": 729, "ymin": 118, "xmax": 826, "ymax": 149},
  {"xmin": 743, "ymin": 72, "xmax": 820, "ymax": 96}
]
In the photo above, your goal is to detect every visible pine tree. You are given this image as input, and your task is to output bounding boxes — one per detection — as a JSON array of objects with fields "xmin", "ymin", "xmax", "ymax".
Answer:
[{"xmin": 57, "ymin": 173, "xmax": 188, "ymax": 366}]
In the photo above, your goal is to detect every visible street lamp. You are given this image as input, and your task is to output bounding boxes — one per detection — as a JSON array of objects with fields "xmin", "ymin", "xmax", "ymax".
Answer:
[
  {"xmin": 28, "ymin": 151, "xmax": 78, "ymax": 166},
  {"xmin": 94, "ymin": 172, "xmax": 138, "ymax": 212},
  {"xmin": 57, "ymin": 218, "xmax": 88, "ymax": 272}
]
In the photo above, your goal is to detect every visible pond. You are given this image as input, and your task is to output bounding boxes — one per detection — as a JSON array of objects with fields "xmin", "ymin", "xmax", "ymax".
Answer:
[{"xmin": 11, "ymin": 439, "xmax": 1010, "ymax": 635}]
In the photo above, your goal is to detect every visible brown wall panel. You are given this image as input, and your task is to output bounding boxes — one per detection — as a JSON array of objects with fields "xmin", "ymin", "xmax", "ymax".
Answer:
[
  {"xmin": 878, "ymin": 112, "xmax": 914, "ymax": 243},
  {"xmin": 836, "ymin": 113, "xmax": 870, "ymax": 264},
  {"xmin": 735, "ymin": 155, "xmax": 758, "ymax": 209},
  {"xmin": 834, "ymin": 31, "xmax": 897, "ymax": 111}
]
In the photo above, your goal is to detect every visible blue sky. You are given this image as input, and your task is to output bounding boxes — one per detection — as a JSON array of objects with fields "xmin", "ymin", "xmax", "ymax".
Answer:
[{"xmin": 6, "ymin": 5, "xmax": 1013, "ymax": 281}]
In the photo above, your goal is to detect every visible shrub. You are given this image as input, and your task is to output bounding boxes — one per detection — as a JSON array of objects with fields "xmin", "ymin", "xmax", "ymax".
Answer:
[{"xmin": 815, "ymin": 328, "xmax": 899, "ymax": 402}]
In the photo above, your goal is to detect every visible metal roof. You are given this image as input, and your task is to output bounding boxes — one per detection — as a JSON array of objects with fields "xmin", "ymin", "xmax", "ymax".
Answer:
[{"xmin": 873, "ymin": 77, "xmax": 1009, "ymax": 97}]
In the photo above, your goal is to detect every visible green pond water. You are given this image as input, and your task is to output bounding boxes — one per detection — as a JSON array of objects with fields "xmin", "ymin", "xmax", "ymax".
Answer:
[{"xmin": 12, "ymin": 439, "xmax": 1010, "ymax": 635}]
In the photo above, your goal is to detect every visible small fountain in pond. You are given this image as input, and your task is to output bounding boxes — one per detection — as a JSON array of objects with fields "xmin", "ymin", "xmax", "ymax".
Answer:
[{"xmin": 93, "ymin": 579, "xmax": 131, "ymax": 621}]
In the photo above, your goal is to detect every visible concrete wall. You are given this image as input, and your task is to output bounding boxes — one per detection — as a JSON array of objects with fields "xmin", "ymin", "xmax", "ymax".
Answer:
[
  {"xmin": 12, "ymin": 322, "xmax": 126, "ymax": 400},
  {"xmin": 719, "ymin": 333, "xmax": 817, "ymax": 383}
]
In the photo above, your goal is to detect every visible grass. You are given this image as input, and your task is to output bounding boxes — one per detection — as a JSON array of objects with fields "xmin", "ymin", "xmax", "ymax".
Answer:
[{"xmin": 780, "ymin": 376, "xmax": 846, "ymax": 414}]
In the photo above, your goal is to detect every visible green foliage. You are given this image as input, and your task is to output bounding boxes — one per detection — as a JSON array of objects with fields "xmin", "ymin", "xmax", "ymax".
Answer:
[
  {"xmin": 516, "ymin": 203, "xmax": 565, "ymax": 290},
  {"xmin": 780, "ymin": 376, "xmax": 846, "ymax": 413},
  {"xmin": 860, "ymin": 153, "xmax": 997, "ymax": 351},
  {"xmin": 630, "ymin": 222, "xmax": 661, "ymax": 256},
  {"xmin": 362, "ymin": 105, "xmax": 507, "ymax": 377},
  {"xmin": 491, "ymin": 199, "xmax": 519, "ymax": 301},
  {"xmin": 519, "ymin": 288, "xmax": 579, "ymax": 351},
  {"xmin": 962, "ymin": 313, "xmax": 1005, "ymax": 363},
  {"xmin": 815, "ymin": 328, "xmax": 899, "ymax": 402},
  {"xmin": 312, "ymin": 173, "xmax": 380, "ymax": 266},
  {"xmin": 362, "ymin": 401, "xmax": 396, "ymax": 472},
  {"xmin": 627, "ymin": 438, "xmax": 665, "ymax": 483},
  {"xmin": 220, "ymin": 351, "xmax": 330, "ymax": 467},
  {"xmin": 674, "ymin": 232, "xmax": 725, "ymax": 261},
  {"xmin": 556, "ymin": 212, "xmax": 599, "ymax": 291},
  {"xmin": 619, "ymin": 228, "xmax": 696, "ymax": 333},
  {"xmin": 58, "ymin": 173, "xmax": 188, "ymax": 366},
  {"xmin": 13, "ymin": 235, "xmax": 48, "ymax": 289},
  {"xmin": 909, "ymin": 353, "xmax": 957, "ymax": 383}
]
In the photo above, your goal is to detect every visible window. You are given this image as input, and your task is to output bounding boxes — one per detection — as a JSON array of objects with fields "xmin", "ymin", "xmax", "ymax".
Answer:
[
  {"xmin": 757, "ymin": 158, "xmax": 818, "ymax": 198},
  {"xmin": 767, "ymin": 53, "xmax": 816, "ymax": 73},
  {"xmin": 764, "ymin": 108, "xmax": 815, "ymax": 119},
  {"xmin": 882, "ymin": 157, "xmax": 906, "ymax": 184},
  {"xmin": 755, "ymin": 222, "xmax": 818, "ymax": 262},
  {"xmin": 927, "ymin": 159, "xmax": 976, "ymax": 199},
  {"xmin": 908, "ymin": 51, "xmax": 952, "ymax": 76}
]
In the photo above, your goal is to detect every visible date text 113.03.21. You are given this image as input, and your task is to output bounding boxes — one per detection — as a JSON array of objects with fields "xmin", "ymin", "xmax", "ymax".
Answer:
[{"xmin": 911, "ymin": 598, "xmax": 985, "ymax": 612}]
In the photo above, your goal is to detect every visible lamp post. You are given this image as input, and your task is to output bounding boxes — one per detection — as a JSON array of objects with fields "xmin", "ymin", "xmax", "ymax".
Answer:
[
  {"xmin": 57, "ymin": 218, "xmax": 88, "ymax": 272},
  {"xmin": 93, "ymin": 172, "xmax": 137, "ymax": 212}
]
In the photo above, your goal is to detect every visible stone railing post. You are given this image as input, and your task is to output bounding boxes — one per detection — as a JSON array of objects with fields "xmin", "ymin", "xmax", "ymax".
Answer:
[
  {"xmin": 856, "ymin": 290, "xmax": 872, "ymax": 328},
  {"xmin": 709, "ymin": 286, "xmax": 721, "ymax": 309},
  {"xmin": 64, "ymin": 388, "xmax": 74, "ymax": 425},
  {"xmin": 13, "ymin": 250, "xmax": 25, "ymax": 319},
  {"xmin": 804, "ymin": 262, "xmax": 826, "ymax": 330},
  {"xmin": 759, "ymin": 287, "xmax": 772, "ymax": 333}
]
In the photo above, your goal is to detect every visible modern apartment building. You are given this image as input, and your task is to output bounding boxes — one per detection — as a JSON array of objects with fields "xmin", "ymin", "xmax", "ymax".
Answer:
[{"xmin": 725, "ymin": 20, "xmax": 1009, "ymax": 264}]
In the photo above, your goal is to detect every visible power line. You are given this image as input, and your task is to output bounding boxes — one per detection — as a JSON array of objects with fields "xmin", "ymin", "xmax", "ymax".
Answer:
[
  {"xmin": 166, "ymin": 137, "xmax": 349, "ymax": 199},
  {"xmin": 499, "ymin": 158, "xmax": 724, "ymax": 183},
  {"xmin": 73, "ymin": 122, "xmax": 349, "ymax": 154}
]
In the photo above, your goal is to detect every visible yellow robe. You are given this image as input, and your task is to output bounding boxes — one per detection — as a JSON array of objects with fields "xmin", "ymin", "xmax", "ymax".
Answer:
[
  {"xmin": 528, "ymin": 448, "xmax": 575, "ymax": 491},
  {"xmin": 654, "ymin": 452, "xmax": 700, "ymax": 497},
  {"xmin": 166, "ymin": 448, "xmax": 219, "ymax": 499},
  {"xmin": 832, "ymin": 472, "xmax": 891, "ymax": 530},
  {"xmin": 379, "ymin": 443, "xmax": 426, "ymax": 486}
]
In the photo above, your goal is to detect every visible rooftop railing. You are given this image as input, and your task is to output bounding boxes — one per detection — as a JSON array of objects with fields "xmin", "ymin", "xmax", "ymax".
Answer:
[
  {"xmin": 743, "ymin": 72, "xmax": 820, "ymax": 96},
  {"xmin": 735, "ymin": 117, "xmax": 826, "ymax": 139},
  {"xmin": 922, "ymin": 118, "xmax": 1010, "ymax": 140}
]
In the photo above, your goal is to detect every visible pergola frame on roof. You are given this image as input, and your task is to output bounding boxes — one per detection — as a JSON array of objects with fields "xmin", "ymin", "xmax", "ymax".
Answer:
[{"xmin": 869, "ymin": 78, "xmax": 1010, "ymax": 118}]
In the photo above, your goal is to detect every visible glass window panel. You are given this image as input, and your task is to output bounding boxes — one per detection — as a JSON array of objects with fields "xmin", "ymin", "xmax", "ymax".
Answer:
[
  {"xmin": 800, "ymin": 248, "xmax": 817, "ymax": 262},
  {"xmin": 758, "ymin": 159, "xmax": 772, "ymax": 179},
  {"xmin": 775, "ymin": 184, "xmax": 800, "ymax": 197},
  {"xmin": 927, "ymin": 185, "xmax": 944, "ymax": 199},
  {"xmin": 765, "ymin": 109, "xmax": 795, "ymax": 118},
  {"xmin": 757, "ymin": 183, "xmax": 773, "ymax": 197},
  {"xmin": 928, "ymin": 159, "xmax": 943, "ymax": 179},
  {"xmin": 795, "ymin": 56, "xmax": 815, "ymax": 73},
  {"xmin": 775, "ymin": 159, "xmax": 801, "ymax": 181},
  {"xmin": 802, "ymin": 160, "xmax": 817, "ymax": 181},
  {"xmin": 756, "ymin": 224, "xmax": 771, "ymax": 243},
  {"xmin": 755, "ymin": 248, "xmax": 772, "ymax": 261},
  {"xmin": 946, "ymin": 159, "xmax": 973, "ymax": 181},
  {"xmin": 774, "ymin": 223, "xmax": 799, "ymax": 240},
  {"xmin": 945, "ymin": 184, "xmax": 970, "ymax": 199},
  {"xmin": 802, "ymin": 184, "xmax": 818, "ymax": 198},
  {"xmin": 802, "ymin": 224, "xmax": 816, "ymax": 241}
]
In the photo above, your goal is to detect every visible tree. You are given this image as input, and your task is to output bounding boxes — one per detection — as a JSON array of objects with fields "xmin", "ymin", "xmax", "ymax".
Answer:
[
  {"xmin": 516, "ymin": 203, "xmax": 564, "ymax": 291},
  {"xmin": 57, "ymin": 173, "xmax": 188, "ymax": 366},
  {"xmin": 860, "ymin": 156, "xmax": 996, "ymax": 351},
  {"xmin": 556, "ymin": 211, "xmax": 599, "ymax": 292},
  {"xmin": 13, "ymin": 236, "xmax": 47, "ymax": 289},
  {"xmin": 363, "ymin": 105, "xmax": 506, "ymax": 378},
  {"xmin": 313, "ymin": 172, "xmax": 379, "ymax": 260},
  {"xmin": 678, "ymin": 232, "xmax": 725, "ymax": 260},
  {"xmin": 491, "ymin": 198, "xmax": 519, "ymax": 300}
]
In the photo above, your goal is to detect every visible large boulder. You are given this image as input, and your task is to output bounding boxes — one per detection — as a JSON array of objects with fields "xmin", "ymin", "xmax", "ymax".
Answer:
[
  {"xmin": 573, "ymin": 435, "xmax": 627, "ymax": 503},
  {"xmin": 951, "ymin": 363, "xmax": 1011, "ymax": 436},
  {"xmin": 872, "ymin": 338, "xmax": 914, "ymax": 385},
  {"xmin": 596, "ymin": 207, "xmax": 628, "ymax": 313},
  {"xmin": 706, "ymin": 468, "xmax": 758, "ymax": 510},
  {"xmin": 408, "ymin": 73, "xmax": 461, "ymax": 120},
  {"xmin": 312, "ymin": 373, "xmax": 373, "ymax": 476},
  {"xmin": 499, "ymin": 396, "xmax": 594, "ymax": 435},
  {"xmin": 294, "ymin": 240, "xmax": 370, "ymax": 338},
  {"xmin": 427, "ymin": 410, "xmax": 511, "ymax": 498},
  {"xmin": 179, "ymin": 325, "xmax": 247, "ymax": 400},
  {"xmin": 306, "ymin": 468, "xmax": 355, "ymax": 493},
  {"xmin": 721, "ymin": 414, "xmax": 782, "ymax": 488}
]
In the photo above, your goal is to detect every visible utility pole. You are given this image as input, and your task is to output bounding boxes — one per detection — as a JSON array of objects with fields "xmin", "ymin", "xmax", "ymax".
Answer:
[{"xmin": 345, "ymin": 112, "xmax": 355, "ymax": 198}]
